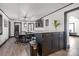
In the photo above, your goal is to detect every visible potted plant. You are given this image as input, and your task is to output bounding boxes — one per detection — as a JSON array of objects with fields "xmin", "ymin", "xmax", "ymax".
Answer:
[{"xmin": 53, "ymin": 20, "xmax": 60, "ymax": 29}]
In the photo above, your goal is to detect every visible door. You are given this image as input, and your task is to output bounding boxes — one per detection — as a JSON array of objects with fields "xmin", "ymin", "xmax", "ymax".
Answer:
[
  {"xmin": 14, "ymin": 22, "xmax": 22, "ymax": 36},
  {"xmin": 14, "ymin": 25, "xmax": 19, "ymax": 36}
]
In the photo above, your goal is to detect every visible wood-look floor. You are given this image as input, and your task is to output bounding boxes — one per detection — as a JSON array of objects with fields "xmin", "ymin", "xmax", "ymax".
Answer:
[
  {"xmin": 0, "ymin": 37, "xmax": 30, "ymax": 56},
  {"xmin": 67, "ymin": 36, "xmax": 79, "ymax": 56},
  {"xmin": 49, "ymin": 36, "xmax": 79, "ymax": 56},
  {"xmin": 0, "ymin": 36, "xmax": 79, "ymax": 56}
]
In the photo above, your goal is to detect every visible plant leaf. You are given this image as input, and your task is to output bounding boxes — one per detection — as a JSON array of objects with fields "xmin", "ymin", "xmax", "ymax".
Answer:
[{"xmin": 53, "ymin": 20, "xmax": 60, "ymax": 29}]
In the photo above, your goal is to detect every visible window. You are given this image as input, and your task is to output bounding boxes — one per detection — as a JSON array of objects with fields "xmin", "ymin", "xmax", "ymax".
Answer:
[
  {"xmin": 28, "ymin": 23, "xmax": 34, "ymax": 32},
  {"xmin": 35, "ymin": 19, "xmax": 43, "ymax": 28},
  {"xmin": 0, "ymin": 15, "xmax": 2, "ymax": 34},
  {"xmin": 69, "ymin": 23, "xmax": 75, "ymax": 33},
  {"xmin": 45, "ymin": 19, "xmax": 49, "ymax": 26}
]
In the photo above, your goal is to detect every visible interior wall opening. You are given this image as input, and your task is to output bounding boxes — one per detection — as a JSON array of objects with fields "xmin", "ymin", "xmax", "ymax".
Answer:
[{"xmin": 66, "ymin": 7, "xmax": 79, "ymax": 56}]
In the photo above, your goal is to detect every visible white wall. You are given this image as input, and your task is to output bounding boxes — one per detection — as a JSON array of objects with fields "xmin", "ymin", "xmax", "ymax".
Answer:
[
  {"xmin": 34, "ymin": 4, "xmax": 79, "ymax": 33},
  {"xmin": 0, "ymin": 10, "xmax": 9, "ymax": 45},
  {"xmin": 34, "ymin": 4, "xmax": 79, "ymax": 45}
]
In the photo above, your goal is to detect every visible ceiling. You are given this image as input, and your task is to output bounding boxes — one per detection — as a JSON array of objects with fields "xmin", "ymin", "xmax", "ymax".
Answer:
[{"xmin": 0, "ymin": 3, "xmax": 69, "ymax": 21}]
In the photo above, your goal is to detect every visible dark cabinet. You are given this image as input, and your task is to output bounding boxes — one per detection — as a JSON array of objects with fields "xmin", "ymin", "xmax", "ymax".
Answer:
[
  {"xmin": 35, "ymin": 32, "xmax": 64, "ymax": 56},
  {"xmin": 59, "ymin": 33, "xmax": 64, "ymax": 49},
  {"xmin": 42, "ymin": 32, "xmax": 64, "ymax": 55}
]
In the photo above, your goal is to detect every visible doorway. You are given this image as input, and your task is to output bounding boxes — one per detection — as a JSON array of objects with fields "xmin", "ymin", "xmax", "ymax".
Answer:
[
  {"xmin": 14, "ymin": 22, "xmax": 22, "ymax": 36},
  {"xmin": 64, "ymin": 7, "xmax": 79, "ymax": 56},
  {"xmin": 9, "ymin": 21, "xmax": 11, "ymax": 38}
]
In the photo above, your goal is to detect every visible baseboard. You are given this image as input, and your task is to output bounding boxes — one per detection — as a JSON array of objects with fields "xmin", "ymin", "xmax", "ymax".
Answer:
[
  {"xmin": 0, "ymin": 38, "xmax": 10, "ymax": 47},
  {"xmin": 70, "ymin": 35, "xmax": 79, "ymax": 37}
]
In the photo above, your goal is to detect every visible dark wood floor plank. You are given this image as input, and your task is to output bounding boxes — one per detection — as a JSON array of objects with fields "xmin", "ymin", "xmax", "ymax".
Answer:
[{"xmin": 0, "ymin": 37, "xmax": 30, "ymax": 56}]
